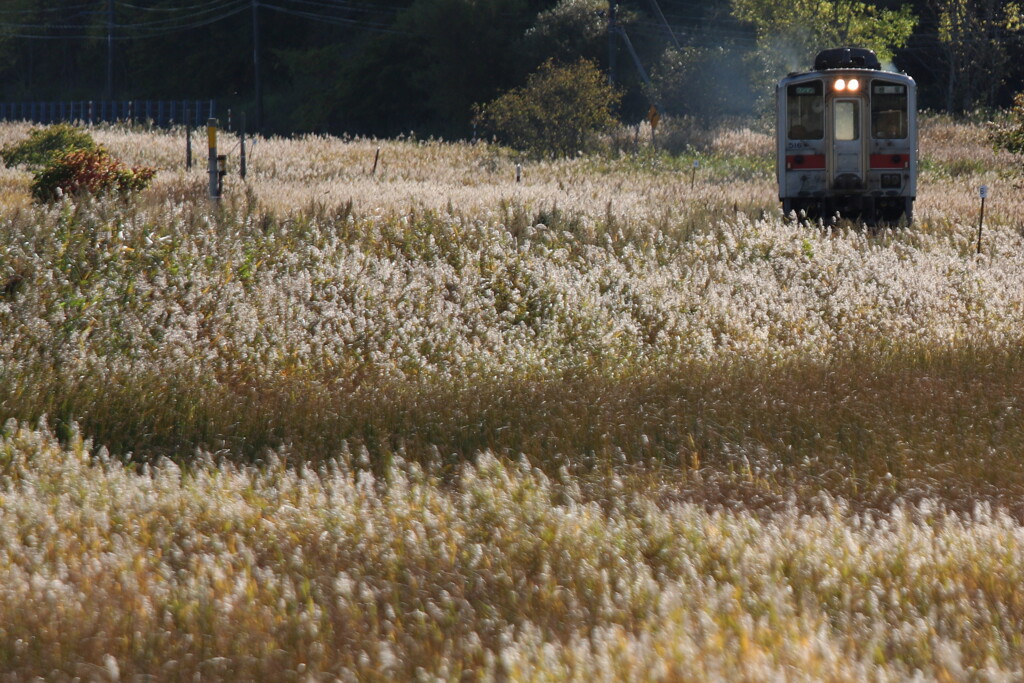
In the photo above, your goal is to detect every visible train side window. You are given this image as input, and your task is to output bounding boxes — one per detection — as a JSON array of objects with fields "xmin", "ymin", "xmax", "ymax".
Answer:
[
  {"xmin": 835, "ymin": 100, "xmax": 859, "ymax": 141},
  {"xmin": 871, "ymin": 83, "xmax": 908, "ymax": 139},
  {"xmin": 787, "ymin": 81, "xmax": 823, "ymax": 140}
]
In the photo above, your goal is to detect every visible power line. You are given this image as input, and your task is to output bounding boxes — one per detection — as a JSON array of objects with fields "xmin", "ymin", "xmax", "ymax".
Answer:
[
  {"xmin": 282, "ymin": 0, "xmax": 403, "ymax": 15},
  {"xmin": 0, "ymin": 0, "xmax": 411, "ymax": 39},
  {"xmin": 0, "ymin": 0, "xmax": 251, "ymax": 39},
  {"xmin": 0, "ymin": 1, "xmax": 996, "ymax": 52},
  {"xmin": 116, "ymin": 0, "xmax": 240, "ymax": 12},
  {"xmin": 116, "ymin": 0, "xmax": 250, "ymax": 30},
  {"xmin": 0, "ymin": 3, "xmax": 97, "ymax": 15},
  {"xmin": 262, "ymin": 1, "xmax": 408, "ymax": 33}
]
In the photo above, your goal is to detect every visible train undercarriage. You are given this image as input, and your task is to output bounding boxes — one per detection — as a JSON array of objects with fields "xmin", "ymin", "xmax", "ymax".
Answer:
[{"xmin": 782, "ymin": 195, "xmax": 914, "ymax": 226}]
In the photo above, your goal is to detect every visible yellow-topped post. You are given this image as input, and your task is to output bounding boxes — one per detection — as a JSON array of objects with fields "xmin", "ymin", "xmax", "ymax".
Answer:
[{"xmin": 207, "ymin": 118, "xmax": 220, "ymax": 201}]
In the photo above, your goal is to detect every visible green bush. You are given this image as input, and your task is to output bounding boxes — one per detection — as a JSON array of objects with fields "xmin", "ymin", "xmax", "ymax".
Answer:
[
  {"xmin": 0, "ymin": 123, "xmax": 96, "ymax": 169},
  {"xmin": 31, "ymin": 147, "xmax": 156, "ymax": 203},
  {"xmin": 474, "ymin": 59, "xmax": 620, "ymax": 158}
]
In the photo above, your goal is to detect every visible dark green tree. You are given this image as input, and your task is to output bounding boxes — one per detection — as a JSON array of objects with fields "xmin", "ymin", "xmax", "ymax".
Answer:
[
  {"xmin": 930, "ymin": 0, "xmax": 1024, "ymax": 111},
  {"xmin": 0, "ymin": 0, "xmax": 107, "ymax": 99},
  {"xmin": 651, "ymin": 46, "xmax": 756, "ymax": 121},
  {"xmin": 522, "ymin": 0, "xmax": 611, "ymax": 66}
]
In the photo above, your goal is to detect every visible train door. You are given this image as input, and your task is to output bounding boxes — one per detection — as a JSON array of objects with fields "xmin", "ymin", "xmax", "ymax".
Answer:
[{"xmin": 828, "ymin": 97, "xmax": 865, "ymax": 189}]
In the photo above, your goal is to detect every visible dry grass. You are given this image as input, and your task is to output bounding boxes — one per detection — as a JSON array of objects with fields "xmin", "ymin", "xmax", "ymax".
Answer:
[
  {"xmin": 0, "ymin": 114, "xmax": 1023, "ymax": 679},
  {"xmin": 3, "ymin": 425, "xmax": 1024, "ymax": 680}
]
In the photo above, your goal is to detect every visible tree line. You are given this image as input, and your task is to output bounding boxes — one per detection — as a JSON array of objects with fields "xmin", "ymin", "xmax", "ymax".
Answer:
[{"xmin": 0, "ymin": 0, "xmax": 1020, "ymax": 137}]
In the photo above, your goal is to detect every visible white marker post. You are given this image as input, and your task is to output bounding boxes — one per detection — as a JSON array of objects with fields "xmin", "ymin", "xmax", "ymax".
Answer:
[
  {"xmin": 977, "ymin": 185, "xmax": 988, "ymax": 254},
  {"xmin": 690, "ymin": 160, "xmax": 699, "ymax": 190}
]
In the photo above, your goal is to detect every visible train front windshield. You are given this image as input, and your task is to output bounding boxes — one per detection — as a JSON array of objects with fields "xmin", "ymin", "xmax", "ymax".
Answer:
[
  {"xmin": 787, "ymin": 81, "xmax": 823, "ymax": 139},
  {"xmin": 834, "ymin": 101, "xmax": 860, "ymax": 140},
  {"xmin": 871, "ymin": 83, "xmax": 908, "ymax": 139}
]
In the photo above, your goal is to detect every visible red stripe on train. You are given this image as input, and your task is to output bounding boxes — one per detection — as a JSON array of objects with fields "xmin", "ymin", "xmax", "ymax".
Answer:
[
  {"xmin": 785, "ymin": 154, "xmax": 826, "ymax": 170},
  {"xmin": 870, "ymin": 154, "xmax": 909, "ymax": 169}
]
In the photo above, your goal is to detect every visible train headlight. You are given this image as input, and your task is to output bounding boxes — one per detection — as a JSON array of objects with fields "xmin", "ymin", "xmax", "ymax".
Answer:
[
  {"xmin": 847, "ymin": 78, "xmax": 860, "ymax": 92},
  {"xmin": 834, "ymin": 78, "xmax": 847, "ymax": 91}
]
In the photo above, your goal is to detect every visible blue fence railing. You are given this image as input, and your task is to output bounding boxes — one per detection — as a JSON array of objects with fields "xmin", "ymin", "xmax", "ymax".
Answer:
[{"xmin": 0, "ymin": 99, "xmax": 217, "ymax": 127}]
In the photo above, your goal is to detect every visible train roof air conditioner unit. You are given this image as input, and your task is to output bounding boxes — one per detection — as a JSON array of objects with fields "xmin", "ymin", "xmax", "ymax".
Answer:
[{"xmin": 813, "ymin": 47, "xmax": 881, "ymax": 71}]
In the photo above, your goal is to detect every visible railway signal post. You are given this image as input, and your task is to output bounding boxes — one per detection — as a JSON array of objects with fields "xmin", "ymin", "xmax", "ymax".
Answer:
[{"xmin": 208, "ymin": 118, "xmax": 220, "ymax": 201}]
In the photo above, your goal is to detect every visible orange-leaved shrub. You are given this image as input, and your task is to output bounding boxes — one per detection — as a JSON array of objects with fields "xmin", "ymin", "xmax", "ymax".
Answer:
[{"xmin": 31, "ymin": 147, "xmax": 156, "ymax": 202}]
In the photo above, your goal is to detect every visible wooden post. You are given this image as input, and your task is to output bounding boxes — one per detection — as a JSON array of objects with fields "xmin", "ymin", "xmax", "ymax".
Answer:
[
  {"xmin": 185, "ymin": 108, "xmax": 192, "ymax": 171},
  {"xmin": 240, "ymin": 113, "xmax": 247, "ymax": 180},
  {"xmin": 976, "ymin": 185, "xmax": 988, "ymax": 255}
]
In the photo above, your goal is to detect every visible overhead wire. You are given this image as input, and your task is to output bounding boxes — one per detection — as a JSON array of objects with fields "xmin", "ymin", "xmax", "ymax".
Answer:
[
  {"xmin": 113, "ymin": 0, "xmax": 250, "ymax": 27},
  {"xmin": 116, "ymin": 0, "xmax": 242, "ymax": 12},
  {"xmin": 0, "ymin": 3, "xmax": 98, "ymax": 15},
  {"xmin": 282, "ymin": 0, "xmax": 403, "ymax": 16},
  {"xmin": 262, "ymin": 1, "xmax": 408, "ymax": 33},
  {"xmin": 122, "ymin": 6, "xmax": 250, "ymax": 37},
  {"xmin": 0, "ymin": 0, "xmax": 414, "ymax": 39},
  {"xmin": 0, "ymin": 0, "xmax": 251, "ymax": 39},
  {"xmin": 0, "ymin": 0, "xmax": 995, "ymax": 53}
]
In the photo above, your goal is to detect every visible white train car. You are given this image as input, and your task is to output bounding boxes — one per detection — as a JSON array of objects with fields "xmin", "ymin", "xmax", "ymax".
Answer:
[{"xmin": 777, "ymin": 47, "xmax": 917, "ymax": 224}]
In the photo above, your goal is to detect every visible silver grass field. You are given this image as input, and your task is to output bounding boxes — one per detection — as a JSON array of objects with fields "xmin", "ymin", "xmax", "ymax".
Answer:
[{"xmin": 1, "ymin": 116, "xmax": 1024, "ymax": 680}]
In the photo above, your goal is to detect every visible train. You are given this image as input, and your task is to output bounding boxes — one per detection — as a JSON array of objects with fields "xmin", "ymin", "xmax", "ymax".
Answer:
[{"xmin": 776, "ymin": 47, "xmax": 917, "ymax": 225}]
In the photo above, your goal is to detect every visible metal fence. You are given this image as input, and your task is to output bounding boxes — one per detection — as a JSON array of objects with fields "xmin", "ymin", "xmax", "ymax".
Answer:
[{"xmin": 0, "ymin": 99, "xmax": 217, "ymax": 127}]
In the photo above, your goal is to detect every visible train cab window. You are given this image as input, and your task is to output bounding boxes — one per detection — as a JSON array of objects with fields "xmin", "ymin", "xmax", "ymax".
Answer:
[
  {"xmin": 834, "ymin": 100, "xmax": 860, "ymax": 141},
  {"xmin": 871, "ymin": 83, "xmax": 908, "ymax": 139},
  {"xmin": 787, "ymin": 81, "xmax": 824, "ymax": 139}
]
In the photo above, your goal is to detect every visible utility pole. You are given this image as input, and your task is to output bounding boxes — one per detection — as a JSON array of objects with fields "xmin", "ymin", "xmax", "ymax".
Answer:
[
  {"xmin": 106, "ymin": 0, "xmax": 114, "ymax": 100},
  {"xmin": 616, "ymin": 25, "xmax": 652, "ymax": 91},
  {"xmin": 608, "ymin": 0, "xmax": 617, "ymax": 86},
  {"xmin": 252, "ymin": 0, "xmax": 263, "ymax": 133}
]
